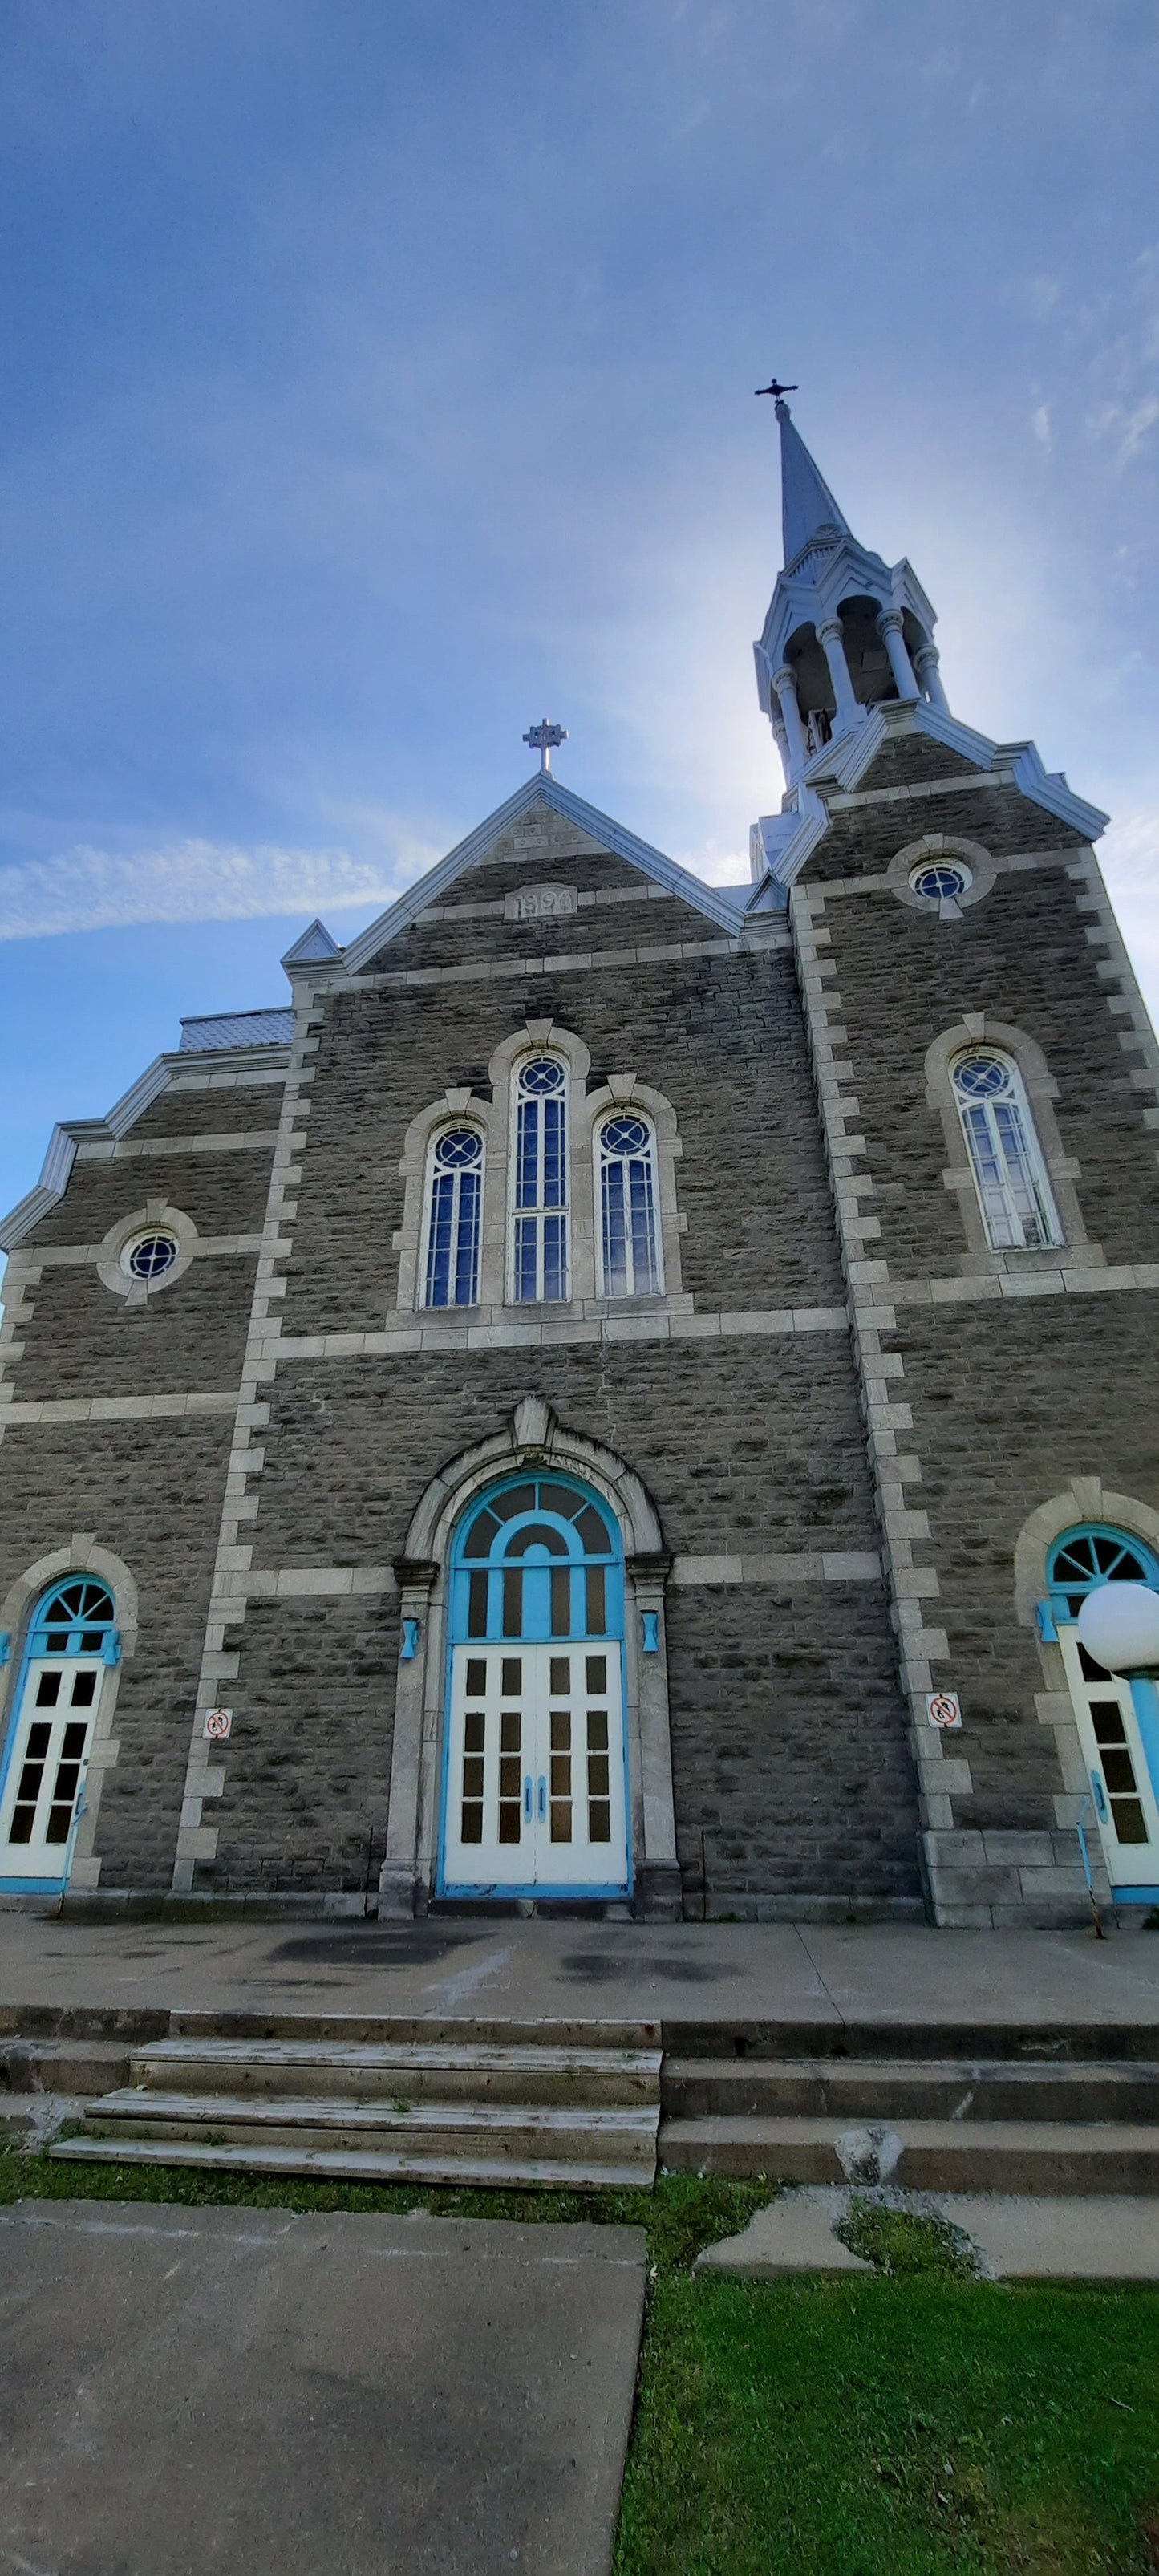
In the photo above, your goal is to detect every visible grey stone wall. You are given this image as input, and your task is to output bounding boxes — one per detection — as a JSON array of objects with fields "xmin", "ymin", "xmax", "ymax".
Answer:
[
  {"xmin": 198, "ymin": 1598, "xmax": 398, "ymax": 1898},
  {"xmin": 667, "ymin": 1583, "xmax": 921, "ymax": 1916},
  {"xmin": 286, "ymin": 952, "xmax": 844, "ymax": 1331},
  {"xmin": 0, "ymin": 1419, "xmax": 232, "ymax": 1888},
  {"xmin": 12, "ymin": 1261, "xmax": 257, "ymax": 1401}
]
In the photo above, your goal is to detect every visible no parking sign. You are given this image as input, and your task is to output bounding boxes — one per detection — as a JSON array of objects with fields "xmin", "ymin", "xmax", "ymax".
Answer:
[
  {"xmin": 202, "ymin": 1707, "xmax": 233, "ymax": 1742},
  {"xmin": 926, "ymin": 1690, "xmax": 962, "ymax": 1730}
]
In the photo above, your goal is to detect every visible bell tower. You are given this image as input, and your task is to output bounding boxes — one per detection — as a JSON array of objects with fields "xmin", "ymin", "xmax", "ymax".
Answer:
[{"xmin": 754, "ymin": 396, "xmax": 946, "ymax": 782}]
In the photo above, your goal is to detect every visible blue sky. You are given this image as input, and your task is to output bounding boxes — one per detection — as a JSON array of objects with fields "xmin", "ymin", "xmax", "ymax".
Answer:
[{"xmin": 2, "ymin": 0, "xmax": 1157, "ymax": 1225}]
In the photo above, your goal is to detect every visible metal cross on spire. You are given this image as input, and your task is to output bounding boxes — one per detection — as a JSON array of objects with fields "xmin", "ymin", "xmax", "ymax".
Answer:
[
  {"xmin": 523, "ymin": 717, "xmax": 568, "ymax": 774},
  {"xmin": 756, "ymin": 376, "xmax": 799, "ymax": 420}
]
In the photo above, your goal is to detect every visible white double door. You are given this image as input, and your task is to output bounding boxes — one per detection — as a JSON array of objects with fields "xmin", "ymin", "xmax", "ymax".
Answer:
[
  {"xmin": 443, "ymin": 1640, "xmax": 628, "ymax": 1892},
  {"xmin": 0, "ymin": 1655, "xmax": 101, "ymax": 1881},
  {"xmin": 1058, "ymin": 1624, "xmax": 1159, "ymax": 1888}
]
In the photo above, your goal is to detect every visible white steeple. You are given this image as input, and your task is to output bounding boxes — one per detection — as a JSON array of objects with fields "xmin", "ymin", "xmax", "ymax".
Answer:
[{"xmin": 754, "ymin": 396, "xmax": 946, "ymax": 785}]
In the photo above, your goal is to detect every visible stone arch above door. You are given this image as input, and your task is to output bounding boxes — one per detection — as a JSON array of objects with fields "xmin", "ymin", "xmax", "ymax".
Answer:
[{"xmin": 380, "ymin": 1398, "xmax": 681, "ymax": 1921}]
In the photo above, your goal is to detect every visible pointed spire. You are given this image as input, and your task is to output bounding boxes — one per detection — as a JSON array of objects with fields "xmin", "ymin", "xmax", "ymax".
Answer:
[{"xmin": 775, "ymin": 397, "xmax": 850, "ymax": 566}]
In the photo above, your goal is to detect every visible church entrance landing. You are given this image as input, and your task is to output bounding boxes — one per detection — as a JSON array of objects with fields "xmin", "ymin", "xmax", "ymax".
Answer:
[{"xmin": 439, "ymin": 1475, "xmax": 630, "ymax": 1901}]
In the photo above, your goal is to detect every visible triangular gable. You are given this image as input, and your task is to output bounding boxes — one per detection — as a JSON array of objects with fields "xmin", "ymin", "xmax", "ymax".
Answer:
[
  {"xmin": 751, "ymin": 700, "xmax": 1108, "ymax": 897},
  {"xmin": 342, "ymin": 773, "xmax": 746, "ymax": 975}
]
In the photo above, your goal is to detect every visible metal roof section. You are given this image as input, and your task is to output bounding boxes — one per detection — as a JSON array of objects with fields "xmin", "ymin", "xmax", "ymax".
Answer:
[
  {"xmin": 777, "ymin": 401, "xmax": 852, "ymax": 563},
  {"xmin": 0, "ymin": 1030, "xmax": 293, "ymax": 1254},
  {"xmin": 342, "ymin": 773, "xmax": 748, "ymax": 974},
  {"xmin": 180, "ymin": 1008, "xmax": 296, "ymax": 1052}
]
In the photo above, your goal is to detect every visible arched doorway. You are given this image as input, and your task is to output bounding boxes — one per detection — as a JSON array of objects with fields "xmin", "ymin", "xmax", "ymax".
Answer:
[
  {"xmin": 0, "ymin": 1577, "xmax": 118, "ymax": 1891},
  {"xmin": 439, "ymin": 1472, "xmax": 630, "ymax": 1898},
  {"xmin": 1048, "ymin": 1525, "xmax": 1159, "ymax": 1894}
]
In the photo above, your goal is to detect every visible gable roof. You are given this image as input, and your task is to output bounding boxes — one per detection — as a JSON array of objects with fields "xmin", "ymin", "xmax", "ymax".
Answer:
[
  {"xmin": 750, "ymin": 700, "xmax": 1109, "ymax": 895},
  {"xmin": 342, "ymin": 773, "xmax": 748, "ymax": 974}
]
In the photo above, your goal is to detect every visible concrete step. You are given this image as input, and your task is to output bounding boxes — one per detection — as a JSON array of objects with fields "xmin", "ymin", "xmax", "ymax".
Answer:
[
  {"xmin": 1, "ymin": 2038, "xmax": 133, "ymax": 2098},
  {"xmin": 49, "ymin": 2135, "xmax": 647, "ymax": 2191},
  {"xmin": 659, "ymin": 2115, "xmax": 1159, "ymax": 2194},
  {"xmin": 662, "ymin": 2057, "xmax": 1159, "ymax": 2124},
  {"xmin": 127, "ymin": 2038, "xmax": 662, "ymax": 2108},
  {"xmin": 167, "ymin": 2012, "xmax": 660, "ymax": 2050},
  {"xmin": 71, "ymin": 2091, "xmax": 658, "ymax": 2167},
  {"xmin": 667, "ymin": 2019, "xmax": 1159, "ymax": 2064}
]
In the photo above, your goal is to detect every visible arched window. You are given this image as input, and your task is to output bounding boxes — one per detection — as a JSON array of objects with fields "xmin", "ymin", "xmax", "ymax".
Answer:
[
  {"xmin": 423, "ymin": 1127, "xmax": 484, "ymax": 1308},
  {"xmin": 512, "ymin": 1057, "xmax": 569, "ymax": 1302},
  {"xmin": 598, "ymin": 1113, "xmax": 662, "ymax": 1296},
  {"xmin": 952, "ymin": 1051, "xmax": 1061, "ymax": 1251},
  {"xmin": 0, "ymin": 1577, "xmax": 117, "ymax": 1884}
]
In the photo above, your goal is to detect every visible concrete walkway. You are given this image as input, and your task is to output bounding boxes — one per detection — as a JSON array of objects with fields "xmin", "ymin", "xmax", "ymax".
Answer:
[
  {"xmin": 696, "ymin": 2185, "xmax": 1159, "ymax": 2281},
  {"xmin": 2, "ymin": 1907, "xmax": 1159, "ymax": 2030},
  {"xmin": 0, "ymin": 2200, "xmax": 646, "ymax": 2576}
]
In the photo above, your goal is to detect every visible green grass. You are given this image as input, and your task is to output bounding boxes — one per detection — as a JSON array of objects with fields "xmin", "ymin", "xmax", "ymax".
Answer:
[
  {"xmin": 6, "ymin": 2144, "xmax": 1159, "ymax": 2571},
  {"xmin": 836, "ymin": 2194, "xmax": 979, "ymax": 2278},
  {"xmin": 615, "ymin": 2271, "xmax": 1159, "ymax": 2575}
]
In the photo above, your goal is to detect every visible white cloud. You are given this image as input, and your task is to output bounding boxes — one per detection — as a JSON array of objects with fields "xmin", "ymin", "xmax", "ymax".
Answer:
[{"xmin": 0, "ymin": 828, "xmax": 445, "ymax": 943}]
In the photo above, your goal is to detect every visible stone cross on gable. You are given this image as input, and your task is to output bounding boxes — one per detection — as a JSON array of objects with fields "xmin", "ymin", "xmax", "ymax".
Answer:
[{"xmin": 523, "ymin": 718, "xmax": 568, "ymax": 774}]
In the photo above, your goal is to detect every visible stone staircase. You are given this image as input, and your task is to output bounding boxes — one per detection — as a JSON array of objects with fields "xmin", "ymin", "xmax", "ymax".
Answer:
[
  {"xmin": 34, "ymin": 2010, "xmax": 1159, "ymax": 2196},
  {"xmin": 50, "ymin": 2014, "xmax": 663, "ymax": 2191},
  {"xmin": 659, "ymin": 2021, "xmax": 1159, "ymax": 2194}
]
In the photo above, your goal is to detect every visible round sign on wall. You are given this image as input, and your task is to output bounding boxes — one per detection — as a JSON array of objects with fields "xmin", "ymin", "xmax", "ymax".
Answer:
[
  {"xmin": 202, "ymin": 1707, "xmax": 233, "ymax": 1742},
  {"xmin": 926, "ymin": 1691, "xmax": 962, "ymax": 1730}
]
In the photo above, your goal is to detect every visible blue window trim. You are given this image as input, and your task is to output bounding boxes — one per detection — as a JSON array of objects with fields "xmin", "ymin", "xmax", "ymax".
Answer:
[
  {"xmin": 0, "ymin": 1575, "xmax": 118, "ymax": 1893},
  {"xmin": 436, "ymin": 1470, "xmax": 631, "ymax": 1901},
  {"xmin": 1046, "ymin": 1523, "xmax": 1159, "ymax": 1623}
]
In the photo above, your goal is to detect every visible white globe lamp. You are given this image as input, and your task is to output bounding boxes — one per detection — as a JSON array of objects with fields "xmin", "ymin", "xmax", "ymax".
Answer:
[{"xmin": 1076, "ymin": 1582, "xmax": 1159, "ymax": 1681}]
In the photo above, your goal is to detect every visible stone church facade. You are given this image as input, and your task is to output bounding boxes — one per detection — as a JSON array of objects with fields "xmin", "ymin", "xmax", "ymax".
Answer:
[{"xmin": 2, "ymin": 400, "xmax": 1157, "ymax": 1929}]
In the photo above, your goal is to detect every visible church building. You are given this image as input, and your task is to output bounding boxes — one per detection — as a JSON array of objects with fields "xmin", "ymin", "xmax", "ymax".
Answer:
[{"xmin": 1, "ymin": 400, "xmax": 1157, "ymax": 1930}]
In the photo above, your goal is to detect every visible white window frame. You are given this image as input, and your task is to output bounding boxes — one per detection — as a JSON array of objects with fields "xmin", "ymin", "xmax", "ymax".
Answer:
[
  {"xmin": 952, "ymin": 1049, "xmax": 1062, "ymax": 1252},
  {"xmin": 596, "ymin": 1110, "xmax": 663, "ymax": 1296},
  {"xmin": 509, "ymin": 1054, "xmax": 570, "ymax": 1304},
  {"xmin": 421, "ymin": 1126, "xmax": 485, "ymax": 1309}
]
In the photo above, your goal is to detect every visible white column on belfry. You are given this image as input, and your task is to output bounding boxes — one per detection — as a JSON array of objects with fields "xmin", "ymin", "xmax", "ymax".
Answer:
[
  {"xmin": 914, "ymin": 640, "xmax": 950, "ymax": 713},
  {"xmin": 877, "ymin": 607, "xmax": 919, "ymax": 699},
  {"xmin": 772, "ymin": 665, "xmax": 808, "ymax": 777},
  {"xmin": 817, "ymin": 615, "xmax": 861, "ymax": 732}
]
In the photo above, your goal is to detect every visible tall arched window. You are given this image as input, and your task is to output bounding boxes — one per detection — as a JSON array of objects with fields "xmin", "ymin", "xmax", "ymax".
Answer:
[
  {"xmin": 598, "ymin": 1113, "xmax": 662, "ymax": 1296},
  {"xmin": 423, "ymin": 1127, "xmax": 484, "ymax": 1308},
  {"xmin": 952, "ymin": 1051, "xmax": 1061, "ymax": 1251},
  {"xmin": 0, "ymin": 1577, "xmax": 117, "ymax": 1887},
  {"xmin": 512, "ymin": 1057, "xmax": 569, "ymax": 1302}
]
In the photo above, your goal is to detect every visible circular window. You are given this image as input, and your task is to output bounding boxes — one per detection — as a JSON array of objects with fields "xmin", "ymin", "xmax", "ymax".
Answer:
[
  {"xmin": 433, "ymin": 1129, "xmax": 482, "ymax": 1169},
  {"xmin": 123, "ymin": 1231, "xmax": 180, "ymax": 1284},
  {"xmin": 952, "ymin": 1054, "xmax": 1011, "ymax": 1101},
  {"xmin": 910, "ymin": 861, "xmax": 971, "ymax": 903},
  {"xmin": 601, "ymin": 1114, "xmax": 650, "ymax": 1156},
  {"xmin": 519, "ymin": 1057, "xmax": 565, "ymax": 1094}
]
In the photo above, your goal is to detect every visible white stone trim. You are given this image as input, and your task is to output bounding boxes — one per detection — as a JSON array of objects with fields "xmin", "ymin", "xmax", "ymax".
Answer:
[
  {"xmin": 171, "ymin": 1000, "xmax": 320, "ymax": 1891},
  {"xmin": 0, "ymin": 1392, "xmax": 239, "ymax": 1426},
  {"xmin": 788, "ymin": 879, "xmax": 960, "ymax": 1876},
  {"xmin": 670, "ymin": 1551, "xmax": 881, "ymax": 1583},
  {"xmin": 95, "ymin": 1203, "xmax": 200, "ymax": 1303},
  {"xmin": 885, "ymin": 833, "xmax": 999, "ymax": 916},
  {"xmin": 75, "ymin": 1130, "xmax": 280, "ymax": 1162},
  {"xmin": 277, "ymin": 1304, "xmax": 846, "ymax": 1360},
  {"xmin": 924, "ymin": 1017, "xmax": 1097, "ymax": 1273},
  {"xmin": 584, "ymin": 1078, "xmax": 683, "ymax": 1301},
  {"xmin": 1068, "ymin": 853, "xmax": 1159, "ymax": 1180}
]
